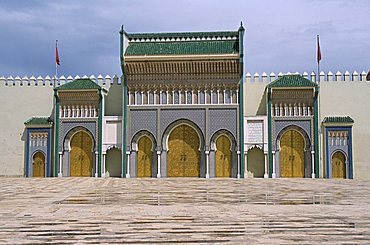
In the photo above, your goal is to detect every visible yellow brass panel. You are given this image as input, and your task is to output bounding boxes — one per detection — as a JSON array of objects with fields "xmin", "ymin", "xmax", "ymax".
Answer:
[
  {"xmin": 332, "ymin": 151, "xmax": 346, "ymax": 179},
  {"xmin": 280, "ymin": 130, "xmax": 304, "ymax": 178},
  {"xmin": 137, "ymin": 136, "xmax": 152, "ymax": 177},
  {"xmin": 168, "ymin": 125, "xmax": 200, "ymax": 177},
  {"xmin": 33, "ymin": 152, "xmax": 45, "ymax": 177},
  {"xmin": 70, "ymin": 131, "xmax": 93, "ymax": 177},
  {"xmin": 216, "ymin": 135, "xmax": 231, "ymax": 177}
]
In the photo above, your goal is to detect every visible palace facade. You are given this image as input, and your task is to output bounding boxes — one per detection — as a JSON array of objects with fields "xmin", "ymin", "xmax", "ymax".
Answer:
[{"xmin": 1, "ymin": 24, "xmax": 369, "ymax": 179}]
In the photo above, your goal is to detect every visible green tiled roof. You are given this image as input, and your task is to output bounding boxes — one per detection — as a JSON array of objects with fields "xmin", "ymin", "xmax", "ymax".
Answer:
[
  {"xmin": 55, "ymin": 78, "xmax": 101, "ymax": 91},
  {"xmin": 323, "ymin": 116, "xmax": 354, "ymax": 124},
  {"xmin": 127, "ymin": 31, "xmax": 238, "ymax": 40},
  {"xmin": 267, "ymin": 75, "xmax": 317, "ymax": 88},
  {"xmin": 24, "ymin": 117, "xmax": 53, "ymax": 126},
  {"xmin": 125, "ymin": 40, "xmax": 239, "ymax": 56}
]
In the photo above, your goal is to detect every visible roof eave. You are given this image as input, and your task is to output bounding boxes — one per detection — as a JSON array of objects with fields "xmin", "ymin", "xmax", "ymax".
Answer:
[
  {"xmin": 124, "ymin": 53, "xmax": 239, "ymax": 62},
  {"xmin": 25, "ymin": 124, "xmax": 53, "ymax": 128}
]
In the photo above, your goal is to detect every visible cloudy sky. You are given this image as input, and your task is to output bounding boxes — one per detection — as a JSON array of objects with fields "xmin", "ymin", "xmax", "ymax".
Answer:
[{"xmin": 0, "ymin": 0, "xmax": 369, "ymax": 77}]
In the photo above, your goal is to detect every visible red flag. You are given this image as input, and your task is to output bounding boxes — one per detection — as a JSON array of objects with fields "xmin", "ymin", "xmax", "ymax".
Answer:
[
  {"xmin": 56, "ymin": 40, "xmax": 60, "ymax": 65},
  {"xmin": 317, "ymin": 35, "xmax": 321, "ymax": 64}
]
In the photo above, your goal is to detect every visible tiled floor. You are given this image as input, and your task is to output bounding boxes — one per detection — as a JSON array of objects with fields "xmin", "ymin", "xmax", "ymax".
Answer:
[{"xmin": 0, "ymin": 177, "xmax": 369, "ymax": 244}]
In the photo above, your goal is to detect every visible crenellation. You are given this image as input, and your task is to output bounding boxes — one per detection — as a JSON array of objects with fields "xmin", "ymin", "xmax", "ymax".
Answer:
[
  {"xmin": 344, "ymin": 71, "xmax": 350, "ymax": 82},
  {"xmin": 67, "ymin": 75, "xmax": 74, "ymax": 83},
  {"xmin": 15, "ymin": 76, "xmax": 21, "ymax": 86},
  {"xmin": 361, "ymin": 71, "xmax": 367, "ymax": 81},
  {"xmin": 253, "ymin": 72, "xmax": 259, "ymax": 82},
  {"xmin": 59, "ymin": 75, "xmax": 66, "ymax": 84},
  {"xmin": 97, "ymin": 74, "xmax": 104, "ymax": 85},
  {"xmin": 335, "ymin": 71, "xmax": 342, "ymax": 82},
  {"xmin": 353, "ymin": 71, "xmax": 359, "ymax": 81}
]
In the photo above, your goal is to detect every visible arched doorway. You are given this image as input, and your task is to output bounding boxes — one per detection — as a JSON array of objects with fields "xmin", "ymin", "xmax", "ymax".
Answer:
[
  {"xmin": 33, "ymin": 152, "xmax": 45, "ymax": 177},
  {"xmin": 332, "ymin": 151, "xmax": 346, "ymax": 179},
  {"xmin": 168, "ymin": 124, "xmax": 200, "ymax": 177},
  {"xmin": 70, "ymin": 131, "xmax": 93, "ymax": 177},
  {"xmin": 247, "ymin": 147, "xmax": 264, "ymax": 178},
  {"xmin": 137, "ymin": 136, "xmax": 153, "ymax": 177},
  {"xmin": 280, "ymin": 129, "xmax": 305, "ymax": 177},
  {"xmin": 215, "ymin": 135, "xmax": 231, "ymax": 177},
  {"xmin": 106, "ymin": 148, "xmax": 121, "ymax": 177}
]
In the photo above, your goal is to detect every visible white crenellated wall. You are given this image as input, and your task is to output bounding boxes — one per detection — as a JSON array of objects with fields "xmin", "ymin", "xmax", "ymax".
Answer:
[
  {"xmin": 0, "ymin": 74, "xmax": 121, "ymax": 176},
  {"xmin": 0, "ymin": 74, "xmax": 121, "ymax": 88},
  {"xmin": 244, "ymin": 70, "xmax": 370, "ymax": 180},
  {"xmin": 245, "ymin": 70, "xmax": 369, "ymax": 83}
]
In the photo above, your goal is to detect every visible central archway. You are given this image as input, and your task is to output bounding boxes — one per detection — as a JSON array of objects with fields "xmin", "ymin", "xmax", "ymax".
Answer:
[
  {"xmin": 70, "ymin": 131, "xmax": 93, "ymax": 177},
  {"xmin": 280, "ymin": 129, "xmax": 305, "ymax": 177},
  {"xmin": 168, "ymin": 124, "xmax": 200, "ymax": 177}
]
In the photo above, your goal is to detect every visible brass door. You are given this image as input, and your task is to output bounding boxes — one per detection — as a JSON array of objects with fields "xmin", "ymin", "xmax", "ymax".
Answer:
[
  {"xmin": 168, "ymin": 125, "xmax": 200, "ymax": 177},
  {"xmin": 33, "ymin": 152, "xmax": 45, "ymax": 177},
  {"xmin": 137, "ymin": 136, "xmax": 152, "ymax": 177},
  {"xmin": 332, "ymin": 151, "xmax": 346, "ymax": 179},
  {"xmin": 216, "ymin": 135, "xmax": 231, "ymax": 177},
  {"xmin": 70, "ymin": 131, "xmax": 93, "ymax": 177},
  {"xmin": 280, "ymin": 130, "xmax": 305, "ymax": 177}
]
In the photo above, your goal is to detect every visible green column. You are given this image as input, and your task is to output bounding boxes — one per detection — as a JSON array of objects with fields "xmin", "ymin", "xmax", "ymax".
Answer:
[
  {"xmin": 98, "ymin": 89, "xmax": 103, "ymax": 177},
  {"xmin": 314, "ymin": 87, "xmax": 319, "ymax": 177},
  {"xmin": 238, "ymin": 23, "xmax": 245, "ymax": 178},
  {"xmin": 122, "ymin": 75, "xmax": 127, "ymax": 177},
  {"xmin": 267, "ymin": 88, "xmax": 272, "ymax": 178},
  {"xmin": 53, "ymin": 90, "xmax": 59, "ymax": 177},
  {"xmin": 120, "ymin": 26, "xmax": 127, "ymax": 178}
]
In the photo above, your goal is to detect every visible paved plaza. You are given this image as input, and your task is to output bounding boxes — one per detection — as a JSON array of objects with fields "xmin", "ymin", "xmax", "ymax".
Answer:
[{"xmin": 0, "ymin": 178, "xmax": 370, "ymax": 244}]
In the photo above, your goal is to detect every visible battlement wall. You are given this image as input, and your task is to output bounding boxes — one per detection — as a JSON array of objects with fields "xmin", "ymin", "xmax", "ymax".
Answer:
[
  {"xmin": 0, "ymin": 74, "xmax": 120, "ymax": 176},
  {"xmin": 0, "ymin": 74, "xmax": 121, "ymax": 88},
  {"xmin": 245, "ymin": 71, "xmax": 370, "ymax": 83}
]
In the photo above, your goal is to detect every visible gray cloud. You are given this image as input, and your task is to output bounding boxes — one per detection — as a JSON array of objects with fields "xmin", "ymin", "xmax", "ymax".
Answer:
[{"xmin": 0, "ymin": 0, "xmax": 369, "ymax": 77}]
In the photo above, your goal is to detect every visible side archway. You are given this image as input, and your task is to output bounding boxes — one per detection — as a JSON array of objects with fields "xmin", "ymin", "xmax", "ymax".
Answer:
[
  {"xmin": 106, "ymin": 147, "xmax": 122, "ymax": 177},
  {"xmin": 62, "ymin": 126, "xmax": 96, "ymax": 177},
  {"xmin": 277, "ymin": 126, "xmax": 311, "ymax": 178},
  {"xmin": 32, "ymin": 151, "xmax": 45, "ymax": 177},
  {"xmin": 247, "ymin": 147, "xmax": 264, "ymax": 178},
  {"xmin": 131, "ymin": 130, "xmax": 157, "ymax": 178},
  {"xmin": 210, "ymin": 129, "xmax": 237, "ymax": 178},
  {"xmin": 332, "ymin": 150, "xmax": 346, "ymax": 179},
  {"xmin": 69, "ymin": 130, "xmax": 94, "ymax": 177}
]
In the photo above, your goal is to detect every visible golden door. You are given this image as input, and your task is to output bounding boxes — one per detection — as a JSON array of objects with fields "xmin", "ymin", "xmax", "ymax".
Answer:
[
  {"xmin": 70, "ymin": 131, "xmax": 93, "ymax": 177},
  {"xmin": 216, "ymin": 135, "xmax": 232, "ymax": 177},
  {"xmin": 332, "ymin": 151, "xmax": 346, "ymax": 179},
  {"xmin": 137, "ymin": 136, "xmax": 152, "ymax": 177},
  {"xmin": 33, "ymin": 152, "xmax": 45, "ymax": 177},
  {"xmin": 280, "ymin": 130, "xmax": 305, "ymax": 177},
  {"xmin": 168, "ymin": 125, "xmax": 200, "ymax": 177}
]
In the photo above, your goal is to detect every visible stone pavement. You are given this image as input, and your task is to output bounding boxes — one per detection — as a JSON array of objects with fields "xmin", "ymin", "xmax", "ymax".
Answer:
[{"xmin": 0, "ymin": 178, "xmax": 370, "ymax": 244}]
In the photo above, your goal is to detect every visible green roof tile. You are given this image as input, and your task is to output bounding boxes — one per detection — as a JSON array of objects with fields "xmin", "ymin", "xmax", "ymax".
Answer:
[
  {"xmin": 127, "ymin": 31, "xmax": 238, "ymax": 40},
  {"xmin": 55, "ymin": 78, "xmax": 101, "ymax": 91},
  {"xmin": 323, "ymin": 116, "xmax": 354, "ymax": 124},
  {"xmin": 24, "ymin": 117, "xmax": 53, "ymax": 126},
  {"xmin": 268, "ymin": 75, "xmax": 317, "ymax": 88},
  {"xmin": 125, "ymin": 40, "xmax": 238, "ymax": 56}
]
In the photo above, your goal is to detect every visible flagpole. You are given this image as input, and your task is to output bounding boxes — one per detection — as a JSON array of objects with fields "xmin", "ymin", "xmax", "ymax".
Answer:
[
  {"xmin": 317, "ymin": 35, "xmax": 320, "ymax": 84},
  {"xmin": 55, "ymin": 40, "xmax": 58, "ymax": 88},
  {"xmin": 315, "ymin": 34, "xmax": 321, "ymax": 179}
]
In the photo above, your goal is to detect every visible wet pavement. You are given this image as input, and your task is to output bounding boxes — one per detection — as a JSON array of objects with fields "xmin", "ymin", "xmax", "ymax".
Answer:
[{"xmin": 0, "ymin": 177, "xmax": 369, "ymax": 244}]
